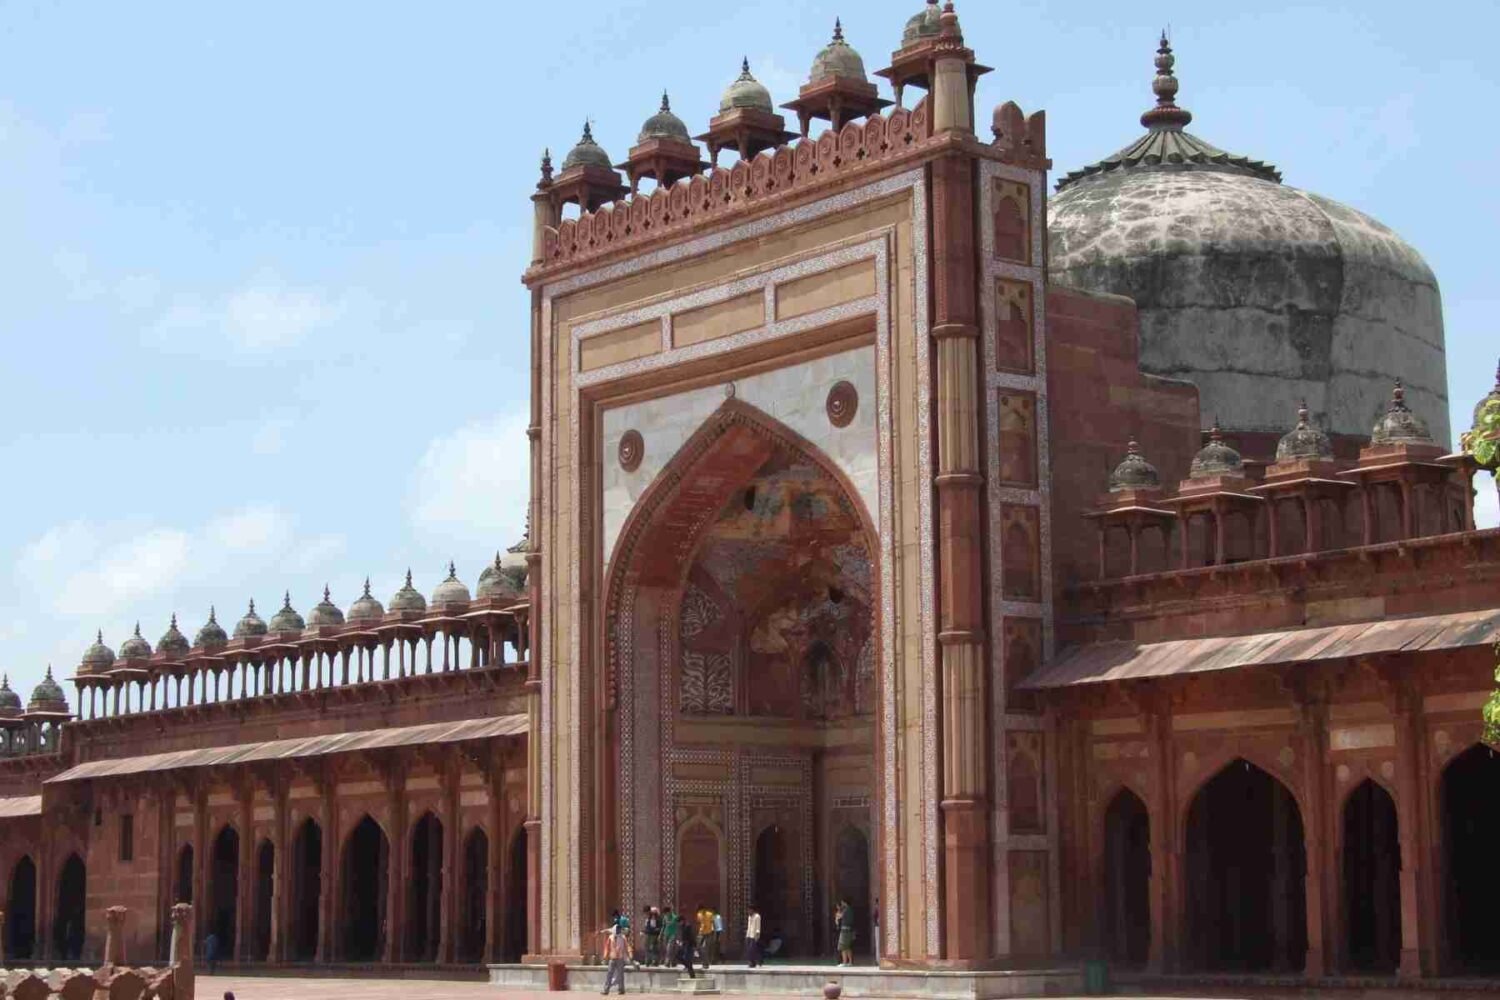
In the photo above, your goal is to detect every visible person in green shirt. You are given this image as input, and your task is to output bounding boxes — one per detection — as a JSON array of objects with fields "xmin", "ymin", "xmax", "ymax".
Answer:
[{"xmin": 662, "ymin": 907, "xmax": 681, "ymax": 967}]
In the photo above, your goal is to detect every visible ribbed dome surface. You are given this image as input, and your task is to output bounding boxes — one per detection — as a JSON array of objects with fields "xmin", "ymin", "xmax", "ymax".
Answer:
[
  {"xmin": 195, "ymin": 607, "xmax": 228, "ymax": 648},
  {"xmin": 234, "ymin": 600, "xmax": 268, "ymax": 639},
  {"xmin": 638, "ymin": 92, "xmax": 691, "ymax": 144},
  {"xmin": 562, "ymin": 122, "xmax": 613, "ymax": 171},
  {"xmin": 1189, "ymin": 423, "xmax": 1244, "ymax": 478},
  {"xmin": 1371, "ymin": 382, "xmax": 1434, "ymax": 445},
  {"xmin": 307, "ymin": 586, "xmax": 345, "ymax": 627},
  {"xmin": 28, "ymin": 667, "xmax": 68, "ymax": 714},
  {"xmin": 268, "ymin": 593, "xmax": 305, "ymax": 632},
  {"xmin": 389, "ymin": 570, "xmax": 427, "ymax": 614},
  {"xmin": 348, "ymin": 579, "xmax": 385, "ymax": 623},
  {"xmin": 810, "ymin": 20, "xmax": 867, "ymax": 82},
  {"xmin": 1049, "ymin": 37, "xmax": 1448, "ymax": 446},
  {"xmin": 80, "ymin": 631, "xmax": 115, "ymax": 675},
  {"xmin": 157, "ymin": 615, "xmax": 191, "ymax": 656},
  {"xmin": 901, "ymin": 0, "xmax": 942, "ymax": 47},
  {"xmin": 119, "ymin": 623, "xmax": 152, "ymax": 660},
  {"xmin": 1276, "ymin": 402, "xmax": 1335, "ymax": 461},
  {"xmin": 0, "ymin": 676, "xmax": 22, "ymax": 717},
  {"xmin": 1108, "ymin": 441, "xmax": 1162, "ymax": 492},
  {"xmin": 431, "ymin": 562, "xmax": 472, "ymax": 607},
  {"xmin": 720, "ymin": 59, "xmax": 774, "ymax": 113}
]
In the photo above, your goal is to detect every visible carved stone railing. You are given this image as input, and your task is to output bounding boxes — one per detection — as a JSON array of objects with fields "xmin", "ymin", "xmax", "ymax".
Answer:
[
  {"xmin": 0, "ymin": 903, "xmax": 193, "ymax": 999},
  {"xmin": 538, "ymin": 97, "xmax": 932, "ymax": 271}
]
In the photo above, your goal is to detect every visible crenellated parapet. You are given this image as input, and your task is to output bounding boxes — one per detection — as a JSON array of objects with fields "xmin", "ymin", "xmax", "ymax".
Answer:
[{"xmin": 533, "ymin": 97, "xmax": 933, "ymax": 274}]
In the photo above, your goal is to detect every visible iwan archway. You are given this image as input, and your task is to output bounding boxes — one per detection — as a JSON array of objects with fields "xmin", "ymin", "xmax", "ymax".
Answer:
[{"xmin": 601, "ymin": 400, "xmax": 881, "ymax": 956}]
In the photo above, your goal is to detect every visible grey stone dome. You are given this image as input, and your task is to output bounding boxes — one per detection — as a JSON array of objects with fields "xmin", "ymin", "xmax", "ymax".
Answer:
[
  {"xmin": 119, "ymin": 623, "xmax": 152, "ymax": 660},
  {"xmin": 233, "ymin": 600, "xmax": 268, "ymax": 639},
  {"xmin": 389, "ymin": 570, "xmax": 428, "ymax": 614},
  {"xmin": 1371, "ymin": 381, "xmax": 1433, "ymax": 445},
  {"xmin": 720, "ymin": 58, "xmax": 774, "ymax": 114},
  {"xmin": 431, "ymin": 561, "xmax": 472, "ymax": 608},
  {"xmin": 639, "ymin": 92, "xmax": 691, "ymax": 144},
  {"xmin": 1108, "ymin": 441, "xmax": 1161, "ymax": 492},
  {"xmin": 269, "ymin": 592, "xmax": 305, "ymax": 632},
  {"xmin": 80, "ymin": 630, "xmax": 115, "ymax": 675},
  {"xmin": 348, "ymin": 579, "xmax": 385, "ymax": 623},
  {"xmin": 0, "ymin": 675, "xmax": 22, "ymax": 718},
  {"xmin": 28, "ymin": 667, "xmax": 68, "ymax": 714},
  {"xmin": 1189, "ymin": 421, "xmax": 1243, "ymax": 478},
  {"xmin": 157, "ymin": 614, "xmax": 190, "ymax": 657},
  {"xmin": 195, "ymin": 607, "xmax": 228, "ymax": 648},
  {"xmin": 1049, "ymin": 36, "xmax": 1448, "ymax": 448},
  {"xmin": 561, "ymin": 122, "xmax": 613, "ymax": 171},
  {"xmin": 478, "ymin": 551, "xmax": 524, "ymax": 601},
  {"xmin": 811, "ymin": 20, "xmax": 867, "ymax": 83},
  {"xmin": 901, "ymin": 0, "xmax": 942, "ymax": 47},
  {"xmin": 1276, "ymin": 402, "xmax": 1335, "ymax": 461},
  {"xmin": 307, "ymin": 586, "xmax": 345, "ymax": 628}
]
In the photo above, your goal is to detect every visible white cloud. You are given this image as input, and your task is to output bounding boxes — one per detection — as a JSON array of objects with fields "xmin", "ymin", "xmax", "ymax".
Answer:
[
  {"xmin": 151, "ymin": 276, "xmax": 343, "ymax": 354},
  {"xmin": 206, "ymin": 505, "xmax": 289, "ymax": 554},
  {"xmin": 1476, "ymin": 476, "xmax": 1499, "ymax": 530},
  {"xmin": 409, "ymin": 410, "xmax": 530, "ymax": 549},
  {"xmin": 752, "ymin": 54, "xmax": 803, "ymax": 108}
]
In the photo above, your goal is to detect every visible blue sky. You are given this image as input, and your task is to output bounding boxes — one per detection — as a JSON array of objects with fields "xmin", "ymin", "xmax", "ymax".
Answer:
[{"xmin": 1, "ymin": 0, "xmax": 1495, "ymax": 705}]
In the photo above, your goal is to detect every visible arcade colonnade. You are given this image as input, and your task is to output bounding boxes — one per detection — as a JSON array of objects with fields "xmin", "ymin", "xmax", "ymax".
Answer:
[
  {"xmin": 3, "ymin": 735, "xmax": 534, "ymax": 967},
  {"xmin": 1060, "ymin": 663, "xmax": 1500, "ymax": 979}
]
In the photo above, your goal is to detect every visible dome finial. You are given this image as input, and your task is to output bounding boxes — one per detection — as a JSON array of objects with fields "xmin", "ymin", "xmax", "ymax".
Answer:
[
  {"xmin": 741, "ymin": 56, "xmax": 751, "ymax": 77},
  {"xmin": 833, "ymin": 17, "xmax": 844, "ymax": 42},
  {"xmin": 581, "ymin": 119, "xmax": 595, "ymax": 144},
  {"xmin": 660, "ymin": 90, "xmax": 671, "ymax": 113},
  {"xmin": 96, "ymin": 628, "xmax": 103, "ymax": 643},
  {"xmin": 134, "ymin": 622, "xmax": 142, "ymax": 637},
  {"xmin": 283, "ymin": 590, "xmax": 292, "ymax": 609},
  {"xmin": 363, "ymin": 577, "xmax": 372, "ymax": 596},
  {"xmin": 447, "ymin": 560, "xmax": 458, "ymax": 579},
  {"xmin": 324, "ymin": 584, "xmax": 332, "ymax": 601},
  {"xmin": 1140, "ymin": 30, "xmax": 1193, "ymax": 131},
  {"xmin": 538, "ymin": 148, "xmax": 553, "ymax": 188}
]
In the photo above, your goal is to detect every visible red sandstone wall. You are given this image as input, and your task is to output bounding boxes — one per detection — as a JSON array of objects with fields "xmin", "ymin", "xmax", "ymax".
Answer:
[{"xmin": 1044, "ymin": 286, "xmax": 1201, "ymax": 592}]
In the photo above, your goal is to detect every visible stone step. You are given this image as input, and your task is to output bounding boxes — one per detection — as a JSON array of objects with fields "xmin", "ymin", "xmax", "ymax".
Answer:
[{"xmin": 677, "ymin": 974, "xmax": 721, "ymax": 994}]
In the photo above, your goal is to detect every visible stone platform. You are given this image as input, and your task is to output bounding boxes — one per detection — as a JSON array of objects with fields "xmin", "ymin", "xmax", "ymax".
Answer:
[{"xmin": 489, "ymin": 962, "xmax": 1084, "ymax": 998}]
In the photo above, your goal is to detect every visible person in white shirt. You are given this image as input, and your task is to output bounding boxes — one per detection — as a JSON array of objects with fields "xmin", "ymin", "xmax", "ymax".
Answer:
[
  {"xmin": 745, "ymin": 904, "xmax": 763, "ymax": 968},
  {"xmin": 601, "ymin": 924, "xmax": 632, "ymax": 995}
]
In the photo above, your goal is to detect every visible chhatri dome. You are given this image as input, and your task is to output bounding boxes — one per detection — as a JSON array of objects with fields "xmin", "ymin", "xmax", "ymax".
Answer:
[
  {"xmin": 1276, "ymin": 401, "xmax": 1335, "ymax": 462},
  {"xmin": 810, "ymin": 19, "xmax": 868, "ymax": 83},
  {"xmin": 638, "ymin": 92, "xmax": 691, "ymax": 144},
  {"xmin": 119, "ymin": 622, "xmax": 152, "ymax": 660},
  {"xmin": 1189, "ymin": 420, "xmax": 1244, "ymax": 478},
  {"xmin": 1107, "ymin": 441, "xmax": 1162, "ymax": 492},
  {"xmin": 901, "ymin": 0, "xmax": 943, "ymax": 47},
  {"xmin": 720, "ymin": 58, "xmax": 774, "ymax": 114},
  {"xmin": 561, "ymin": 121, "xmax": 613, "ymax": 172},
  {"xmin": 157, "ymin": 614, "xmax": 190, "ymax": 657},
  {"xmin": 195, "ymin": 607, "xmax": 228, "ymax": 649},
  {"xmin": 28, "ymin": 667, "xmax": 69, "ymax": 715},
  {"xmin": 0, "ymin": 675, "xmax": 22, "ymax": 719},
  {"xmin": 348, "ymin": 579, "xmax": 386, "ymax": 623},
  {"xmin": 1049, "ymin": 34, "xmax": 1448, "ymax": 451}
]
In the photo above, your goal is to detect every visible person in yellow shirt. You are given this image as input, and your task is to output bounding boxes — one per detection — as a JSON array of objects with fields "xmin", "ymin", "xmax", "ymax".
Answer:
[{"xmin": 696, "ymin": 905, "xmax": 715, "ymax": 969}]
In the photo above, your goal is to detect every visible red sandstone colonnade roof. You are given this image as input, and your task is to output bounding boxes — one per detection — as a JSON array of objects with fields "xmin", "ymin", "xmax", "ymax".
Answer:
[
  {"xmin": 0, "ymin": 793, "xmax": 42, "ymax": 817},
  {"xmin": 1022, "ymin": 608, "xmax": 1500, "ymax": 690},
  {"xmin": 45, "ymin": 714, "xmax": 527, "ymax": 784}
]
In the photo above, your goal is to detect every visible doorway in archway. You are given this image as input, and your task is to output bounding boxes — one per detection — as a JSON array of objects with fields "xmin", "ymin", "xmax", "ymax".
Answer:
[
  {"xmin": 52, "ymin": 853, "xmax": 86, "ymax": 961},
  {"xmin": 252, "ymin": 839, "xmax": 274, "ymax": 961},
  {"xmin": 290, "ymin": 817, "xmax": 322, "ymax": 961},
  {"xmin": 834, "ymin": 826, "xmax": 872, "ymax": 957},
  {"xmin": 174, "ymin": 844, "xmax": 194, "ymax": 904},
  {"xmin": 6, "ymin": 855, "xmax": 37, "ymax": 960},
  {"xmin": 407, "ymin": 811, "xmax": 443, "ymax": 962},
  {"xmin": 504, "ymin": 827, "xmax": 528, "ymax": 962},
  {"xmin": 209, "ymin": 826, "xmax": 240, "ymax": 957},
  {"xmin": 753, "ymin": 825, "xmax": 793, "ymax": 955},
  {"xmin": 1343, "ymin": 779, "xmax": 1400, "ymax": 972},
  {"xmin": 340, "ymin": 815, "xmax": 388, "ymax": 961},
  {"xmin": 1102, "ymin": 789, "xmax": 1150, "ymax": 968},
  {"xmin": 459, "ymin": 827, "xmax": 489, "ymax": 963},
  {"xmin": 1442, "ymin": 743, "xmax": 1500, "ymax": 972},
  {"xmin": 1184, "ymin": 759, "xmax": 1306, "ymax": 972}
]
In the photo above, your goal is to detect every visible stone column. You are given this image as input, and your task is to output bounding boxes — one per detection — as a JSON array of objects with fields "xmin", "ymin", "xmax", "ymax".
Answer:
[
  {"xmin": 317, "ymin": 771, "xmax": 336, "ymax": 963},
  {"xmin": 487, "ymin": 768, "xmax": 504, "ymax": 962},
  {"xmin": 383, "ymin": 762, "xmax": 407, "ymax": 964},
  {"xmin": 103, "ymin": 905, "xmax": 127, "ymax": 969},
  {"xmin": 1387, "ymin": 671, "xmax": 1428, "ymax": 977},
  {"xmin": 194, "ymin": 786, "xmax": 210, "ymax": 954},
  {"xmin": 1145, "ymin": 706, "xmax": 1176, "ymax": 972},
  {"xmin": 1293, "ymin": 686, "xmax": 1330, "ymax": 977},
  {"xmin": 170, "ymin": 902, "xmax": 195, "ymax": 999},
  {"xmin": 235, "ymin": 784, "xmax": 253, "ymax": 962},
  {"xmin": 930, "ymin": 144, "xmax": 991, "ymax": 962},
  {"xmin": 270, "ymin": 779, "xmax": 287, "ymax": 964},
  {"xmin": 439, "ymin": 756, "xmax": 460, "ymax": 963}
]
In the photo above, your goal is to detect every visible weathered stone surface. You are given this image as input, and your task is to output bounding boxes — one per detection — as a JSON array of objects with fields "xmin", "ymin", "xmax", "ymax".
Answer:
[{"xmin": 1049, "ymin": 167, "xmax": 1448, "ymax": 447}]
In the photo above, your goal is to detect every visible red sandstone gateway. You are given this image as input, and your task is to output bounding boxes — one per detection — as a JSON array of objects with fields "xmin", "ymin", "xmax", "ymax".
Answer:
[{"xmin": 1, "ymin": 3, "xmax": 1496, "ymax": 994}]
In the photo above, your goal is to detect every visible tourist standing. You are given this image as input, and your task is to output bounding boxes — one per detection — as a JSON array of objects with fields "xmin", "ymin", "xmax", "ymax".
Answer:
[
  {"xmin": 836, "ymin": 899, "xmax": 855, "ymax": 967},
  {"xmin": 203, "ymin": 930, "xmax": 220, "ymax": 974},
  {"xmin": 745, "ymin": 904, "xmax": 763, "ymax": 968},
  {"xmin": 643, "ymin": 906, "xmax": 661, "ymax": 966},
  {"xmin": 678, "ymin": 911, "xmax": 697, "ymax": 979},
  {"xmin": 873, "ymin": 897, "xmax": 881, "ymax": 963},
  {"xmin": 696, "ymin": 905, "xmax": 714, "ymax": 969},
  {"xmin": 663, "ymin": 907, "xmax": 680, "ymax": 967},
  {"xmin": 712, "ymin": 908, "xmax": 724, "ymax": 965},
  {"xmin": 601, "ymin": 921, "xmax": 631, "ymax": 995}
]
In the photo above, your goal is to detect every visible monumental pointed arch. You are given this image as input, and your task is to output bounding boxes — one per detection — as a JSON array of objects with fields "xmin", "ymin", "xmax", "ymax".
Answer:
[{"xmin": 602, "ymin": 397, "xmax": 881, "ymax": 952}]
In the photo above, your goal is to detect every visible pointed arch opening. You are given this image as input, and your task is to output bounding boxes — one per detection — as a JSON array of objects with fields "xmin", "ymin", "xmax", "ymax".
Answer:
[
  {"xmin": 459, "ymin": 826, "xmax": 490, "ymax": 963},
  {"xmin": 1102, "ymin": 788, "xmax": 1150, "ymax": 968},
  {"xmin": 1441, "ymin": 743, "xmax": 1500, "ymax": 972},
  {"xmin": 1184, "ymin": 759, "xmax": 1306, "ymax": 972},
  {"xmin": 834, "ymin": 826, "xmax": 872, "ymax": 957},
  {"xmin": 340, "ymin": 815, "xmax": 388, "ymax": 962},
  {"xmin": 290, "ymin": 817, "xmax": 322, "ymax": 962},
  {"xmin": 504, "ymin": 827, "xmax": 528, "ymax": 963},
  {"xmin": 1342, "ymin": 778, "xmax": 1400, "ymax": 972},
  {"xmin": 52, "ymin": 852, "xmax": 86, "ymax": 961},
  {"xmin": 252, "ymin": 839, "xmax": 274, "ymax": 961},
  {"xmin": 6, "ymin": 854, "xmax": 37, "ymax": 960},
  {"xmin": 407, "ymin": 811, "xmax": 443, "ymax": 962},
  {"xmin": 604, "ymin": 398, "xmax": 881, "ymax": 948},
  {"xmin": 174, "ymin": 844, "xmax": 194, "ymax": 904},
  {"xmin": 209, "ymin": 824, "xmax": 240, "ymax": 957}
]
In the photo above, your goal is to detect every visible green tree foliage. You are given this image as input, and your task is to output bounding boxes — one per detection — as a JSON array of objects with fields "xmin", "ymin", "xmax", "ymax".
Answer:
[{"xmin": 1464, "ymin": 397, "xmax": 1500, "ymax": 741}]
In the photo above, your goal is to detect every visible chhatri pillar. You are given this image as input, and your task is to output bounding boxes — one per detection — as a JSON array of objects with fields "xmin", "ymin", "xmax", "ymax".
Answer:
[{"xmin": 927, "ymin": 2, "xmax": 991, "ymax": 962}]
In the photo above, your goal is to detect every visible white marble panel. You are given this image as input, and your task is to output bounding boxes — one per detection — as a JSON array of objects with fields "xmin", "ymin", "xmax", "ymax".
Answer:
[{"xmin": 601, "ymin": 344, "xmax": 878, "ymax": 565}]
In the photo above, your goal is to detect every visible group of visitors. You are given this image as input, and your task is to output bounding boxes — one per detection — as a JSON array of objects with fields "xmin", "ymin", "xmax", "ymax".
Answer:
[{"xmin": 599, "ymin": 903, "xmax": 728, "ymax": 993}]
